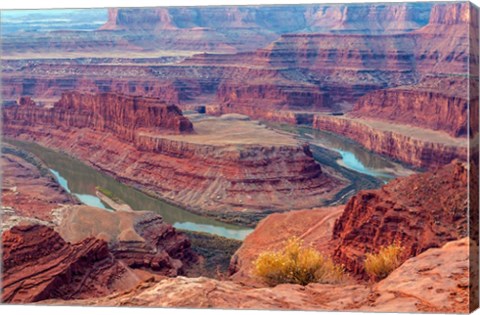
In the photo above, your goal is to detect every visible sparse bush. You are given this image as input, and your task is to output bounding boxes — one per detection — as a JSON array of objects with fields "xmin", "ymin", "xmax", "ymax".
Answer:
[
  {"xmin": 364, "ymin": 242, "xmax": 405, "ymax": 281},
  {"xmin": 96, "ymin": 186, "xmax": 122, "ymax": 202},
  {"xmin": 254, "ymin": 237, "xmax": 345, "ymax": 286}
]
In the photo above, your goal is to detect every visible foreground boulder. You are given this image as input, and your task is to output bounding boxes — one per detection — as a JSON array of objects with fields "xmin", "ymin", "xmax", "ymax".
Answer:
[
  {"xmin": 1, "ymin": 225, "xmax": 143, "ymax": 303},
  {"xmin": 51, "ymin": 238, "xmax": 472, "ymax": 313},
  {"xmin": 56, "ymin": 205, "xmax": 197, "ymax": 276},
  {"xmin": 366, "ymin": 238, "xmax": 473, "ymax": 313}
]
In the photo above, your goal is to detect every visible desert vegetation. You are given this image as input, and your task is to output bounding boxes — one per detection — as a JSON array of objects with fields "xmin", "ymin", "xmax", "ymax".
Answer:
[
  {"xmin": 254, "ymin": 237, "xmax": 345, "ymax": 286},
  {"xmin": 364, "ymin": 242, "xmax": 405, "ymax": 281}
]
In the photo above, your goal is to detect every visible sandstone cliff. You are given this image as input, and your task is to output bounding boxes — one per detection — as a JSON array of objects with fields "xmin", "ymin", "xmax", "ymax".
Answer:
[
  {"xmin": 351, "ymin": 76, "xmax": 469, "ymax": 137},
  {"xmin": 332, "ymin": 161, "xmax": 468, "ymax": 277},
  {"xmin": 4, "ymin": 93, "xmax": 193, "ymax": 141},
  {"xmin": 100, "ymin": 4, "xmax": 432, "ymax": 35},
  {"xmin": 1, "ymin": 225, "xmax": 143, "ymax": 303},
  {"xmin": 3, "ymin": 94, "xmax": 344, "ymax": 223},
  {"xmin": 1, "ymin": 147, "xmax": 78, "ymax": 224},
  {"xmin": 2, "ymin": 3, "xmax": 434, "ymax": 57},
  {"xmin": 217, "ymin": 81, "xmax": 332, "ymax": 113},
  {"xmin": 312, "ymin": 114, "xmax": 467, "ymax": 168}
]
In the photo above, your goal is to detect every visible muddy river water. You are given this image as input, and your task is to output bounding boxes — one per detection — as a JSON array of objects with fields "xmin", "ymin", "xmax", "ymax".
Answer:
[
  {"xmin": 10, "ymin": 140, "xmax": 253, "ymax": 240},
  {"xmin": 8, "ymin": 124, "xmax": 414, "ymax": 240}
]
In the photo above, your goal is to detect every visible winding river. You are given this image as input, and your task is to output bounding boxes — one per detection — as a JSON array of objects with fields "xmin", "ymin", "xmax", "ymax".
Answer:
[
  {"xmin": 9, "ymin": 140, "xmax": 253, "ymax": 240},
  {"xmin": 267, "ymin": 123, "xmax": 415, "ymax": 182},
  {"xmin": 7, "ymin": 124, "xmax": 414, "ymax": 241}
]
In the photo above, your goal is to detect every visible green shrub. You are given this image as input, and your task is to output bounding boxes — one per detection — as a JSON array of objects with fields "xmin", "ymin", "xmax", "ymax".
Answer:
[
  {"xmin": 364, "ymin": 242, "xmax": 405, "ymax": 281},
  {"xmin": 254, "ymin": 237, "xmax": 345, "ymax": 286}
]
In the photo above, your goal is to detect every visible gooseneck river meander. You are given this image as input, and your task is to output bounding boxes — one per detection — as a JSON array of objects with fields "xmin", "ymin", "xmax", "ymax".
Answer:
[{"xmin": 9, "ymin": 122, "xmax": 414, "ymax": 241}]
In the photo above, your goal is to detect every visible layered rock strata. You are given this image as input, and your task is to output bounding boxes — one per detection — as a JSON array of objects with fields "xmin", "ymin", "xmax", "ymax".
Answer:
[
  {"xmin": 214, "ymin": 81, "xmax": 334, "ymax": 118},
  {"xmin": 4, "ymin": 93, "xmax": 193, "ymax": 140},
  {"xmin": 100, "ymin": 4, "xmax": 431, "ymax": 35},
  {"xmin": 3, "ymin": 93, "xmax": 343, "ymax": 221},
  {"xmin": 351, "ymin": 76, "xmax": 469, "ymax": 137},
  {"xmin": 3, "ymin": 3, "xmax": 472, "ymax": 112},
  {"xmin": 1, "ymin": 225, "xmax": 143, "ymax": 303},
  {"xmin": 2, "ymin": 4, "xmax": 432, "ymax": 56},
  {"xmin": 332, "ymin": 161, "xmax": 468, "ymax": 276},
  {"xmin": 312, "ymin": 114, "xmax": 467, "ymax": 168},
  {"xmin": 1, "ymin": 148, "xmax": 78, "ymax": 224},
  {"xmin": 192, "ymin": 2, "xmax": 475, "ymax": 123},
  {"xmin": 56, "ymin": 205, "xmax": 196, "ymax": 276}
]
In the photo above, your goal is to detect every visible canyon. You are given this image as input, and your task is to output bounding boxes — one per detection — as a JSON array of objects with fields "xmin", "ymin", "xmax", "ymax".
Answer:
[
  {"xmin": 3, "ymin": 92, "xmax": 346, "ymax": 225},
  {"xmin": 0, "ymin": 2, "xmax": 478, "ymax": 312},
  {"xmin": 1, "ymin": 2, "xmax": 474, "ymax": 170},
  {"xmin": 2, "ymin": 151, "xmax": 473, "ymax": 311},
  {"xmin": 1, "ymin": 146, "xmax": 199, "ymax": 279}
]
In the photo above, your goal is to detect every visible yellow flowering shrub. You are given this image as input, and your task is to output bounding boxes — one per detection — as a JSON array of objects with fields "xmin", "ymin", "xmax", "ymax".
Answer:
[
  {"xmin": 253, "ymin": 237, "xmax": 345, "ymax": 286},
  {"xmin": 364, "ymin": 242, "xmax": 405, "ymax": 281}
]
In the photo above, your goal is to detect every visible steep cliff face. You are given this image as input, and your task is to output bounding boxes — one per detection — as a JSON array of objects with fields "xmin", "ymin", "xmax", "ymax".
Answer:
[
  {"xmin": 266, "ymin": 2, "xmax": 472, "ymax": 74},
  {"xmin": 3, "ymin": 94, "xmax": 343, "ymax": 222},
  {"xmin": 100, "ymin": 8, "xmax": 176, "ymax": 31},
  {"xmin": 1, "ymin": 225, "xmax": 143, "ymax": 303},
  {"xmin": 215, "ymin": 81, "xmax": 332, "ymax": 117},
  {"xmin": 412, "ymin": 2, "xmax": 475, "ymax": 75},
  {"xmin": 351, "ymin": 76, "xmax": 469, "ymax": 137},
  {"xmin": 426, "ymin": 2, "xmax": 472, "ymax": 26},
  {"xmin": 4, "ymin": 92, "xmax": 193, "ymax": 141},
  {"xmin": 1, "ymin": 148, "xmax": 78, "ymax": 223},
  {"xmin": 305, "ymin": 3, "xmax": 431, "ymax": 33},
  {"xmin": 100, "ymin": 4, "xmax": 431, "ymax": 34},
  {"xmin": 332, "ymin": 162, "xmax": 468, "ymax": 277},
  {"xmin": 312, "ymin": 115, "xmax": 467, "ymax": 168}
]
